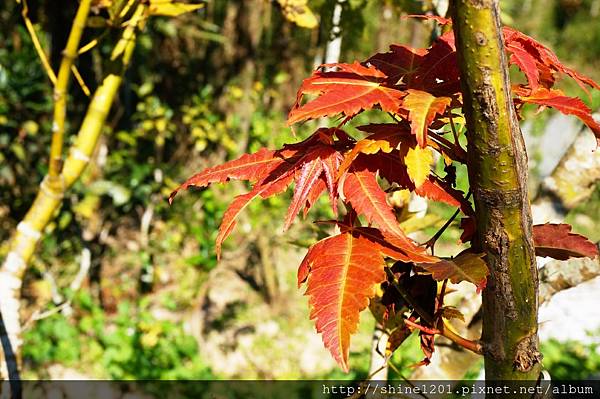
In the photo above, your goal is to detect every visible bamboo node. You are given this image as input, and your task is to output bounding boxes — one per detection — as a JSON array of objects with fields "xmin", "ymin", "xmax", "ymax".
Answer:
[
  {"xmin": 70, "ymin": 147, "xmax": 91, "ymax": 163},
  {"xmin": 16, "ymin": 222, "xmax": 42, "ymax": 241},
  {"xmin": 3, "ymin": 252, "xmax": 26, "ymax": 274},
  {"xmin": 40, "ymin": 176, "xmax": 65, "ymax": 200}
]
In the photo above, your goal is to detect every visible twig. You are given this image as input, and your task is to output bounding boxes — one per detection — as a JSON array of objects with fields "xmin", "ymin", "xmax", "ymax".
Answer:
[
  {"xmin": 448, "ymin": 111, "xmax": 460, "ymax": 147},
  {"xmin": 71, "ymin": 65, "xmax": 91, "ymax": 97},
  {"xmin": 425, "ymin": 191, "xmax": 471, "ymax": 252},
  {"xmin": 18, "ymin": 0, "xmax": 57, "ymax": 84},
  {"xmin": 22, "ymin": 301, "xmax": 71, "ymax": 332}
]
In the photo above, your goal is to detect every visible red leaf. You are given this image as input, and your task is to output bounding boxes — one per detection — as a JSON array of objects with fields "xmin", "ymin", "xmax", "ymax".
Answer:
[
  {"xmin": 287, "ymin": 62, "xmax": 404, "ymax": 125},
  {"xmin": 341, "ymin": 167, "xmax": 438, "ymax": 263},
  {"xmin": 411, "ymin": 31, "xmax": 460, "ymax": 95},
  {"xmin": 517, "ymin": 88, "xmax": 600, "ymax": 145},
  {"xmin": 321, "ymin": 149, "xmax": 344, "ymax": 213},
  {"xmin": 169, "ymin": 148, "xmax": 283, "ymax": 203},
  {"xmin": 506, "ymin": 40, "xmax": 540, "ymax": 90},
  {"xmin": 533, "ymin": 223, "xmax": 599, "ymax": 260},
  {"xmin": 366, "ymin": 45, "xmax": 426, "ymax": 84},
  {"xmin": 304, "ymin": 178, "xmax": 327, "ymax": 218},
  {"xmin": 341, "ymin": 166, "xmax": 403, "ymax": 238},
  {"xmin": 503, "ymin": 27, "xmax": 600, "ymax": 93},
  {"xmin": 299, "ymin": 231, "xmax": 387, "ymax": 372},
  {"xmin": 285, "ymin": 155, "xmax": 325, "ymax": 230}
]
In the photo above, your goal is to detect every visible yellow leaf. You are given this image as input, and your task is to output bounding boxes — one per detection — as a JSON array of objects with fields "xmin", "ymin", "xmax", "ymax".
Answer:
[
  {"xmin": 404, "ymin": 145, "xmax": 433, "ymax": 188},
  {"xmin": 441, "ymin": 306, "xmax": 465, "ymax": 322},
  {"xmin": 277, "ymin": 0, "xmax": 318, "ymax": 29},
  {"xmin": 149, "ymin": 0, "xmax": 203, "ymax": 17},
  {"xmin": 389, "ymin": 189, "xmax": 411, "ymax": 208}
]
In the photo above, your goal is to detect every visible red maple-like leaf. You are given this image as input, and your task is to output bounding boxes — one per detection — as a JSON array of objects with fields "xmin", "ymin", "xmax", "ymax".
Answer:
[
  {"xmin": 341, "ymin": 164, "xmax": 403, "ymax": 238},
  {"xmin": 533, "ymin": 223, "xmax": 599, "ymax": 260},
  {"xmin": 287, "ymin": 62, "xmax": 404, "ymax": 125},
  {"xmin": 506, "ymin": 40, "xmax": 541, "ymax": 90},
  {"xmin": 516, "ymin": 87, "xmax": 600, "ymax": 144},
  {"xmin": 284, "ymin": 145, "xmax": 342, "ymax": 230},
  {"xmin": 503, "ymin": 27, "xmax": 600, "ymax": 93},
  {"xmin": 298, "ymin": 231, "xmax": 387, "ymax": 372},
  {"xmin": 415, "ymin": 176, "xmax": 474, "ymax": 216}
]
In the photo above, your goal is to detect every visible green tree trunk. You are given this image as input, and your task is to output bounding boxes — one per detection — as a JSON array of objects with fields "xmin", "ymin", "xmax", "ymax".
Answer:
[{"xmin": 451, "ymin": 0, "xmax": 542, "ymax": 385}]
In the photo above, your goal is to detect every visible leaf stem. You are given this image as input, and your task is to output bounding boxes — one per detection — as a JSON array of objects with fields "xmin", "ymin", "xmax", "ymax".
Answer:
[
  {"xmin": 448, "ymin": 111, "xmax": 461, "ymax": 147},
  {"xmin": 425, "ymin": 191, "xmax": 471, "ymax": 252}
]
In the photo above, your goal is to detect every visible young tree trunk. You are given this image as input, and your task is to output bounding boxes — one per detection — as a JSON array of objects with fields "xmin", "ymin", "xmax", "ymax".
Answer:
[{"xmin": 451, "ymin": 0, "xmax": 542, "ymax": 385}]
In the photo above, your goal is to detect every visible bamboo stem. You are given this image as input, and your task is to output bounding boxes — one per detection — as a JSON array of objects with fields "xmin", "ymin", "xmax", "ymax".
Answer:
[
  {"xmin": 451, "ymin": 0, "xmax": 542, "ymax": 385},
  {"xmin": 48, "ymin": 0, "xmax": 93, "ymax": 179},
  {"xmin": 0, "ymin": 4, "xmax": 145, "ymax": 380}
]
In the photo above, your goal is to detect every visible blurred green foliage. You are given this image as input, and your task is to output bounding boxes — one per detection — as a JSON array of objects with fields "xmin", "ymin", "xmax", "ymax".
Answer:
[
  {"xmin": 542, "ymin": 334, "xmax": 600, "ymax": 380},
  {"xmin": 23, "ymin": 291, "xmax": 213, "ymax": 380}
]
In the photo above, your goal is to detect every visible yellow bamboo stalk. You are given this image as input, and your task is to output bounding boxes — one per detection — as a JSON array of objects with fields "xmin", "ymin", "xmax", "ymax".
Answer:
[
  {"xmin": 0, "ymin": 4, "xmax": 145, "ymax": 380},
  {"xmin": 48, "ymin": 0, "xmax": 93, "ymax": 180}
]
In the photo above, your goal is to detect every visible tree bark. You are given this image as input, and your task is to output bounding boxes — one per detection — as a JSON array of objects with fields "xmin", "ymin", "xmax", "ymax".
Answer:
[{"xmin": 451, "ymin": 0, "xmax": 542, "ymax": 385}]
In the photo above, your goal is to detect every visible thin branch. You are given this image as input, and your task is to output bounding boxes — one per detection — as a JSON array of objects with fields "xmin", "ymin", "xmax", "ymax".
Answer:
[
  {"xmin": 425, "ymin": 191, "xmax": 471, "ymax": 252},
  {"xmin": 70, "ymin": 65, "xmax": 91, "ymax": 97},
  {"xmin": 18, "ymin": 0, "xmax": 57, "ymax": 84},
  {"xmin": 448, "ymin": 111, "xmax": 460, "ymax": 147}
]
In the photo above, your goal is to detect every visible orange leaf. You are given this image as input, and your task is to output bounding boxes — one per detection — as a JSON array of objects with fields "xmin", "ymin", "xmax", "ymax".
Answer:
[
  {"xmin": 216, "ymin": 171, "xmax": 294, "ymax": 258},
  {"xmin": 299, "ymin": 231, "xmax": 387, "ymax": 372},
  {"xmin": 403, "ymin": 89, "xmax": 451, "ymax": 147},
  {"xmin": 287, "ymin": 62, "xmax": 404, "ymax": 125}
]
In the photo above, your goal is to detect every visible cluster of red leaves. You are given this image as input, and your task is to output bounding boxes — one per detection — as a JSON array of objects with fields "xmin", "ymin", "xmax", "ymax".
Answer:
[{"xmin": 171, "ymin": 17, "xmax": 600, "ymax": 372}]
